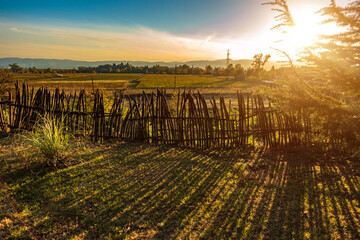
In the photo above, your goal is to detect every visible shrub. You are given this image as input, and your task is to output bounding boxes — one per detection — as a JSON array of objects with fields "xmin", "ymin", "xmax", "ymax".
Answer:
[
  {"xmin": 25, "ymin": 115, "xmax": 71, "ymax": 168},
  {"xmin": 0, "ymin": 69, "xmax": 11, "ymax": 96}
]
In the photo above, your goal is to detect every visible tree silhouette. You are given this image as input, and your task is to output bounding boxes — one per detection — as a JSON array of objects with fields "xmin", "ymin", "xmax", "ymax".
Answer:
[
  {"xmin": 251, "ymin": 54, "xmax": 271, "ymax": 80},
  {"xmin": 263, "ymin": 0, "xmax": 360, "ymax": 148},
  {"xmin": 262, "ymin": 0, "xmax": 294, "ymax": 33},
  {"xmin": 9, "ymin": 63, "xmax": 22, "ymax": 73}
]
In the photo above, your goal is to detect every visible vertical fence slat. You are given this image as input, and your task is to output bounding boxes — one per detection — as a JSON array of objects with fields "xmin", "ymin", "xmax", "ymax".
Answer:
[{"xmin": 0, "ymin": 84, "xmax": 316, "ymax": 148}]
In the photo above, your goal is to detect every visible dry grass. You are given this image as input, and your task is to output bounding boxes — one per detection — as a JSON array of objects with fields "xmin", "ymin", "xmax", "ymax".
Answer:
[
  {"xmin": 26, "ymin": 80, "xmax": 128, "ymax": 94},
  {"xmin": 135, "ymin": 74, "xmax": 249, "ymax": 89},
  {"xmin": 11, "ymin": 73, "xmax": 258, "ymax": 93}
]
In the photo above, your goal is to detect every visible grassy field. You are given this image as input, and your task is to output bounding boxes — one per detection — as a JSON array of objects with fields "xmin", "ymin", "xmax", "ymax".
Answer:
[
  {"xmin": 136, "ymin": 74, "xmax": 250, "ymax": 89},
  {"xmin": 13, "ymin": 73, "xmax": 142, "ymax": 93},
  {"xmin": 26, "ymin": 80, "xmax": 129, "ymax": 93},
  {"xmin": 11, "ymin": 73, "xmax": 257, "ymax": 93},
  {"xmin": 1, "ymin": 137, "xmax": 359, "ymax": 239},
  {"xmin": 12, "ymin": 73, "xmax": 142, "ymax": 82}
]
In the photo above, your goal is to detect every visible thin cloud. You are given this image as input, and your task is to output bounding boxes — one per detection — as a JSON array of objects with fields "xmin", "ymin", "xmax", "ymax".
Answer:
[
  {"xmin": 8, "ymin": 26, "xmax": 38, "ymax": 35},
  {"xmin": 1, "ymin": 23, "xmax": 268, "ymax": 61},
  {"xmin": 9, "ymin": 27, "xmax": 22, "ymax": 32}
]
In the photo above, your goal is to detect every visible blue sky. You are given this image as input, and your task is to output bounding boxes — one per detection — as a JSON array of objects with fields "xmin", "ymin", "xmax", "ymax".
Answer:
[
  {"xmin": 0, "ymin": 0, "xmax": 350, "ymax": 61},
  {"xmin": 0, "ymin": 0, "xmax": 248, "ymax": 33}
]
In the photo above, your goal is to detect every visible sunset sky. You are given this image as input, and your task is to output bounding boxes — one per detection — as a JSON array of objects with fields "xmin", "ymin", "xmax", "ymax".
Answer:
[{"xmin": 0, "ymin": 0, "xmax": 349, "ymax": 61}]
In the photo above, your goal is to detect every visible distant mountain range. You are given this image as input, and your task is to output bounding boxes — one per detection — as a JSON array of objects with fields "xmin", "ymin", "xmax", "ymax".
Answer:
[{"xmin": 0, "ymin": 57, "xmax": 280, "ymax": 70}]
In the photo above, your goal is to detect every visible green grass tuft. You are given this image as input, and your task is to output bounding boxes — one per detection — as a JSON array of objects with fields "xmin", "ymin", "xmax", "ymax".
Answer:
[{"xmin": 24, "ymin": 115, "xmax": 71, "ymax": 168}]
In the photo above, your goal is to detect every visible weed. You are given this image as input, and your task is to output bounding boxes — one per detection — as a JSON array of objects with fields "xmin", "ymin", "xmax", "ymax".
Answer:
[{"xmin": 24, "ymin": 115, "xmax": 71, "ymax": 168}]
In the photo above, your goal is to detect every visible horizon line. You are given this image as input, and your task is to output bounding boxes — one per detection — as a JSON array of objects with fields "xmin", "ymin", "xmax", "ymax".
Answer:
[{"xmin": 0, "ymin": 56, "xmax": 259, "ymax": 62}]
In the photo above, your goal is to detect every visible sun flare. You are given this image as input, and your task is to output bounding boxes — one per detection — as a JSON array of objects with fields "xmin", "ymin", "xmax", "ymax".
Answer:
[
  {"xmin": 274, "ymin": 7, "xmax": 341, "ymax": 57},
  {"xmin": 209, "ymin": 6, "xmax": 344, "ymax": 61},
  {"xmin": 287, "ymin": 9, "xmax": 322, "ymax": 47}
]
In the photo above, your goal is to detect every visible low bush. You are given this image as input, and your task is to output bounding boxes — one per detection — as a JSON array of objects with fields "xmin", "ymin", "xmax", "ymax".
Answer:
[{"xmin": 24, "ymin": 115, "xmax": 71, "ymax": 168}]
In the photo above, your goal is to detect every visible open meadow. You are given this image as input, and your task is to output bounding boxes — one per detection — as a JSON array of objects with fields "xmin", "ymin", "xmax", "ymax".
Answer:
[{"xmin": 10, "ymin": 73, "xmax": 257, "ymax": 95}]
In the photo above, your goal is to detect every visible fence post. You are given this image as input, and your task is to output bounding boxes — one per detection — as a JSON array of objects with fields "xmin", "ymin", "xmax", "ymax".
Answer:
[
  {"xmin": 8, "ymin": 92, "xmax": 12, "ymax": 128},
  {"xmin": 1, "ymin": 85, "xmax": 314, "ymax": 148}
]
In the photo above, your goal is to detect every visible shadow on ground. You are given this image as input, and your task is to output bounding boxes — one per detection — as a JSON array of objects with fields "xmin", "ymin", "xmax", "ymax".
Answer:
[{"xmin": 1, "ymin": 142, "xmax": 360, "ymax": 239}]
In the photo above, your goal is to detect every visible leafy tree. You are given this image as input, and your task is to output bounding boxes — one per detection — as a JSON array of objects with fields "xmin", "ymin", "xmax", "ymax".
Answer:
[
  {"xmin": 263, "ymin": 0, "xmax": 360, "ymax": 148},
  {"xmin": 225, "ymin": 64, "xmax": 234, "ymax": 75},
  {"xmin": 213, "ymin": 67, "xmax": 223, "ymax": 76},
  {"xmin": 9, "ymin": 63, "xmax": 22, "ymax": 73},
  {"xmin": 235, "ymin": 64, "xmax": 246, "ymax": 80},
  {"xmin": 29, "ymin": 67, "xmax": 38, "ymax": 74},
  {"xmin": 262, "ymin": 0, "xmax": 294, "ymax": 32},
  {"xmin": 45, "ymin": 68, "xmax": 54, "ymax": 74},
  {"xmin": 309, "ymin": 0, "xmax": 360, "ymax": 93},
  {"xmin": 205, "ymin": 65, "xmax": 213, "ymax": 74},
  {"xmin": 251, "ymin": 54, "xmax": 271, "ymax": 80}
]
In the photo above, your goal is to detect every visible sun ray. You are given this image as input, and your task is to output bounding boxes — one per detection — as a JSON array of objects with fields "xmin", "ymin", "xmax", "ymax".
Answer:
[{"xmin": 270, "ymin": 6, "xmax": 342, "ymax": 58}]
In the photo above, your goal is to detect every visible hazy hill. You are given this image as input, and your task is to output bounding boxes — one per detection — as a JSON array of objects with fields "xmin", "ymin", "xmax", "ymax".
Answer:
[{"xmin": 0, "ymin": 58, "xmax": 280, "ymax": 70}]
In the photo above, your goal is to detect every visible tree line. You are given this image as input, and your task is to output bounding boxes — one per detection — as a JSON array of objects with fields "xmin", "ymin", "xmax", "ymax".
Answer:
[{"xmin": 3, "ymin": 54, "xmax": 276, "ymax": 81}]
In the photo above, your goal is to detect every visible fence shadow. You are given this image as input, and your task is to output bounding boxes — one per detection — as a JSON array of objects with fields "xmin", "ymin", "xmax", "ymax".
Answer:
[{"xmin": 4, "ymin": 143, "xmax": 359, "ymax": 239}]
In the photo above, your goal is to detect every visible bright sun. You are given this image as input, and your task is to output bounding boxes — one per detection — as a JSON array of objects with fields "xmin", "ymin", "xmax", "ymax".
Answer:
[
  {"xmin": 211, "ymin": 6, "xmax": 343, "ymax": 61},
  {"xmin": 276, "ymin": 7, "xmax": 341, "ymax": 56},
  {"xmin": 287, "ymin": 9, "xmax": 322, "ymax": 47}
]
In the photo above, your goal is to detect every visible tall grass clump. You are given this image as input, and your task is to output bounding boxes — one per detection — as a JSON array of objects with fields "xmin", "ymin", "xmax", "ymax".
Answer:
[{"xmin": 25, "ymin": 115, "xmax": 71, "ymax": 168}]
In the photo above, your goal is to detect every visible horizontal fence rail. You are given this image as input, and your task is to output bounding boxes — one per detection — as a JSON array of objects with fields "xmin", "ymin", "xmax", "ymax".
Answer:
[{"xmin": 0, "ymin": 83, "xmax": 313, "ymax": 148}]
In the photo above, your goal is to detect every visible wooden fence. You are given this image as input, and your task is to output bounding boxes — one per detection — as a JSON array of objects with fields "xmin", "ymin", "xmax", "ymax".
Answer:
[{"xmin": 0, "ymin": 83, "xmax": 312, "ymax": 148}]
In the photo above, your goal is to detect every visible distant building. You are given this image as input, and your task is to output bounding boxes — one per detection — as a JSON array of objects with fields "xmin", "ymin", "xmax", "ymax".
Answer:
[{"xmin": 52, "ymin": 73, "xmax": 64, "ymax": 78}]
